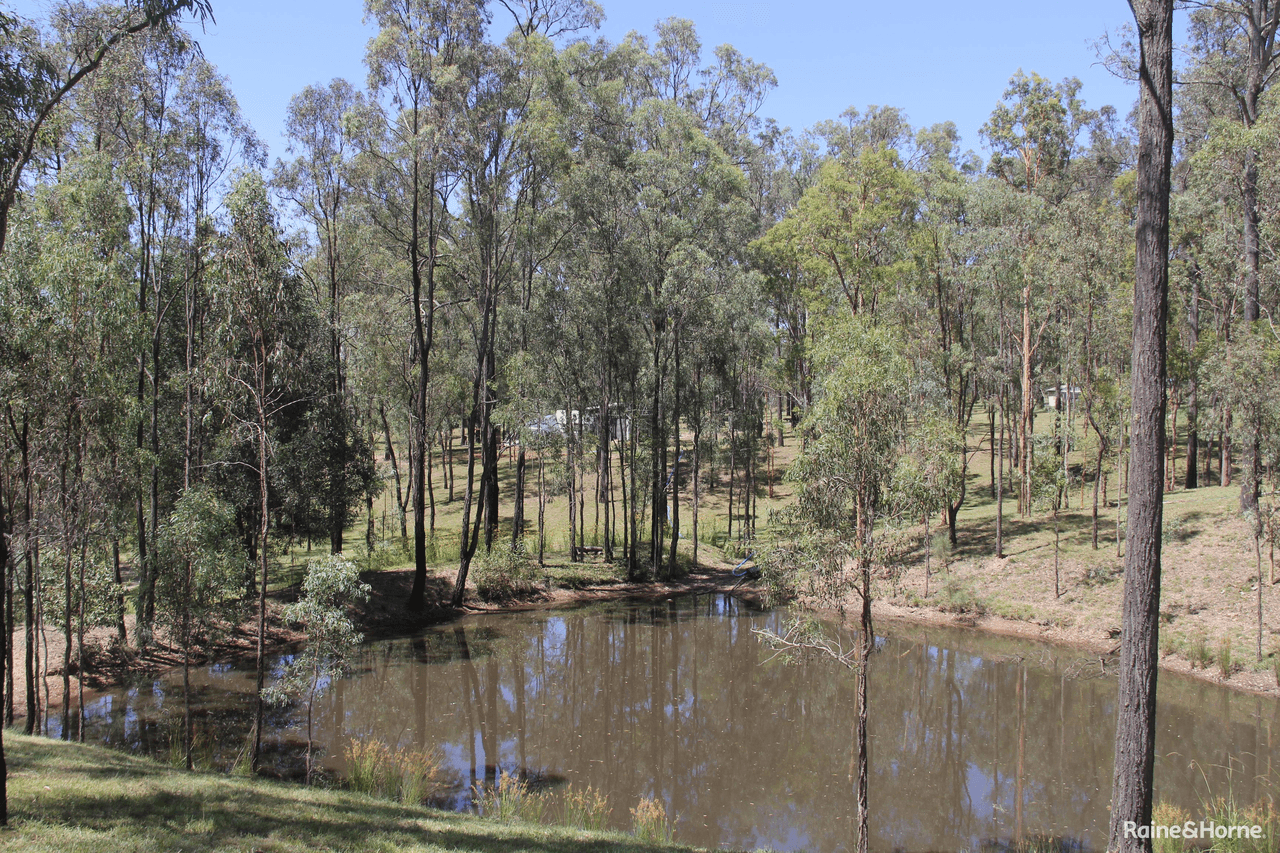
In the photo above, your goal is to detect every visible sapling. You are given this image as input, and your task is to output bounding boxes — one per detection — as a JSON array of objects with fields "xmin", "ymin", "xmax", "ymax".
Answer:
[{"xmin": 263, "ymin": 555, "xmax": 371, "ymax": 783}]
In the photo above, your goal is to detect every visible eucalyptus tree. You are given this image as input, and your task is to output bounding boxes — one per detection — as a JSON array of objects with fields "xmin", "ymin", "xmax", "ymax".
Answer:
[
  {"xmin": 449, "ymin": 25, "xmax": 564, "ymax": 604},
  {"xmin": 907, "ymin": 122, "xmax": 987, "ymax": 545},
  {"xmin": 354, "ymin": 0, "xmax": 485, "ymax": 611},
  {"xmin": 74, "ymin": 30, "xmax": 259, "ymax": 648},
  {"xmin": 274, "ymin": 78, "xmax": 369, "ymax": 553},
  {"xmin": 757, "ymin": 143, "xmax": 918, "ymax": 320},
  {"xmin": 1181, "ymin": 0, "xmax": 1280, "ymax": 511},
  {"xmin": 980, "ymin": 71, "xmax": 1098, "ymax": 515},
  {"xmin": 0, "ymin": 0, "xmax": 213, "ymax": 257},
  {"xmin": 769, "ymin": 319, "xmax": 916, "ymax": 853},
  {"xmin": 0, "ymin": 152, "xmax": 136, "ymax": 741},
  {"xmin": 210, "ymin": 171, "xmax": 309, "ymax": 772}
]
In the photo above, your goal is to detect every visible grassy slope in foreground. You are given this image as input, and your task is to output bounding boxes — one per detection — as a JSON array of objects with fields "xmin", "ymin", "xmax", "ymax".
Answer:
[{"xmin": 2, "ymin": 734, "xmax": 702, "ymax": 853}]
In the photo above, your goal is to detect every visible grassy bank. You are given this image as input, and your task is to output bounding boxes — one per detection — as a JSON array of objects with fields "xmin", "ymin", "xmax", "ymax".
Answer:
[{"xmin": 1, "ymin": 733, "xmax": 702, "ymax": 853}]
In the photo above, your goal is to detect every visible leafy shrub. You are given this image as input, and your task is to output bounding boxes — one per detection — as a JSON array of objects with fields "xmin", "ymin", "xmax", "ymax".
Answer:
[{"xmin": 472, "ymin": 544, "xmax": 539, "ymax": 602}]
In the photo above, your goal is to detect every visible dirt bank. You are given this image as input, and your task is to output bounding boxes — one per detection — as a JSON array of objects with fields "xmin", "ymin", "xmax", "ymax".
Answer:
[{"xmin": 9, "ymin": 556, "xmax": 752, "ymax": 722}]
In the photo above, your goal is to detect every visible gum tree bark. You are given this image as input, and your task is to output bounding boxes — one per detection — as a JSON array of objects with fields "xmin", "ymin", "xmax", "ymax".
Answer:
[{"xmin": 1108, "ymin": 1, "xmax": 1173, "ymax": 850}]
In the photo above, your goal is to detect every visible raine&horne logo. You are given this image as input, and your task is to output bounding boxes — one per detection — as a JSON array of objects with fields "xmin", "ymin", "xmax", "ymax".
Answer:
[{"xmin": 1123, "ymin": 819, "xmax": 1266, "ymax": 841}]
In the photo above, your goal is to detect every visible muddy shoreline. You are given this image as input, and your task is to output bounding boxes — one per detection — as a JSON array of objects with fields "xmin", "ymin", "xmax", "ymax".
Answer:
[{"xmin": 16, "ymin": 557, "xmax": 1277, "ymax": 722}]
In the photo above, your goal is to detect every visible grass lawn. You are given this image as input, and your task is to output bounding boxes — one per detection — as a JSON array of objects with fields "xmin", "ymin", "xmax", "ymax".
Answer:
[{"xmin": 1, "ymin": 734, "xmax": 703, "ymax": 853}]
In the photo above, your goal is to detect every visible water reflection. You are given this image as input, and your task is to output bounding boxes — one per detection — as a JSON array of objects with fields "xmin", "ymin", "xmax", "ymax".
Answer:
[{"xmin": 73, "ymin": 594, "xmax": 1280, "ymax": 852}]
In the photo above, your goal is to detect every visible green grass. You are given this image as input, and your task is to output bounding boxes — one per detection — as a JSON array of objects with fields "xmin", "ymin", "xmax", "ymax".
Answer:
[{"xmin": 1, "ymin": 734, "xmax": 702, "ymax": 853}]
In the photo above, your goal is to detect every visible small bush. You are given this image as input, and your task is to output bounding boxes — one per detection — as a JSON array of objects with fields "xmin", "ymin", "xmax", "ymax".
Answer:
[
  {"xmin": 472, "ymin": 544, "xmax": 539, "ymax": 602},
  {"xmin": 631, "ymin": 795, "xmax": 673, "ymax": 844},
  {"xmin": 1218, "ymin": 637, "xmax": 1234, "ymax": 679},
  {"xmin": 1161, "ymin": 632, "xmax": 1181, "ymax": 658},
  {"xmin": 936, "ymin": 577, "xmax": 987, "ymax": 615}
]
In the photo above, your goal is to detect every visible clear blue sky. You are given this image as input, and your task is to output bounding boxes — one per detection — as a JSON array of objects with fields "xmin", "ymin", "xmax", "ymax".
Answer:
[{"xmin": 12, "ymin": 0, "xmax": 1155, "ymax": 165}]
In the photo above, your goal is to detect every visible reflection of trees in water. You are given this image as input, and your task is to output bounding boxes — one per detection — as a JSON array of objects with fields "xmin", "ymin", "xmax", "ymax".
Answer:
[{"xmin": 77, "ymin": 595, "xmax": 1280, "ymax": 852}]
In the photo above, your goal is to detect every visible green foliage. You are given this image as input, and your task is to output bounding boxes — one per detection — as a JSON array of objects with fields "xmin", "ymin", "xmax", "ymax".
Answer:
[
  {"xmin": 156, "ymin": 485, "xmax": 250, "ymax": 640},
  {"xmin": 935, "ymin": 577, "xmax": 987, "ymax": 616},
  {"xmin": 471, "ymin": 544, "xmax": 539, "ymax": 602},
  {"xmin": 263, "ymin": 555, "xmax": 371, "ymax": 717}
]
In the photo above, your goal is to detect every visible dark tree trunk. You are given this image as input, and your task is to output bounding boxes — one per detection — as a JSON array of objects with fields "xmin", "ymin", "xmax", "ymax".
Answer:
[
  {"xmin": 380, "ymin": 404, "xmax": 408, "ymax": 540},
  {"xmin": 668, "ymin": 328, "xmax": 681, "ymax": 577},
  {"xmin": 512, "ymin": 448, "xmax": 526, "ymax": 549},
  {"xmin": 1184, "ymin": 267, "xmax": 1199, "ymax": 490},
  {"xmin": 251, "ymin": 396, "xmax": 271, "ymax": 773},
  {"xmin": 407, "ymin": 161, "xmax": 438, "ymax": 612},
  {"xmin": 1109, "ymin": 2, "xmax": 1172, "ymax": 850}
]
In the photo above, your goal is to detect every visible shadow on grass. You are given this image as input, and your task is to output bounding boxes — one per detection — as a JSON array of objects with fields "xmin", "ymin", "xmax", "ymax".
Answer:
[{"xmin": 10, "ymin": 737, "xmax": 687, "ymax": 853}]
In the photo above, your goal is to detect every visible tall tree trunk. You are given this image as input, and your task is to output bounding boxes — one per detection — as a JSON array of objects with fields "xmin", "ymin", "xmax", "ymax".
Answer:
[
  {"xmin": 997, "ymin": 390, "xmax": 1006, "ymax": 559},
  {"xmin": 407, "ymin": 160, "xmax": 438, "ymax": 611},
  {"xmin": 251, "ymin": 387, "xmax": 271, "ymax": 773},
  {"xmin": 668, "ymin": 328, "xmax": 681, "ymax": 577},
  {"xmin": 854, "ymin": 506, "xmax": 873, "ymax": 853},
  {"xmin": 1241, "ymin": 145, "xmax": 1261, "ymax": 513},
  {"xmin": 1185, "ymin": 267, "xmax": 1199, "ymax": 489},
  {"xmin": 380, "ymin": 405, "xmax": 408, "ymax": 540},
  {"xmin": 1109, "ymin": 2, "xmax": 1172, "ymax": 849},
  {"xmin": 512, "ymin": 448, "xmax": 526, "ymax": 549},
  {"xmin": 1020, "ymin": 287, "xmax": 1034, "ymax": 516}
]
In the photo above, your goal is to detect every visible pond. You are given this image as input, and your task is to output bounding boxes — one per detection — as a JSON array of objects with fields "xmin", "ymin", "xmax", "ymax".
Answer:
[{"xmin": 67, "ymin": 594, "xmax": 1280, "ymax": 852}]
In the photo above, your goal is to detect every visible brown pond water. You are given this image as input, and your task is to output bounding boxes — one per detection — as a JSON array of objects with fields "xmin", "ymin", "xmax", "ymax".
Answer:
[{"xmin": 68, "ymin": 594, "xmax": 1280, "ymax": 852}]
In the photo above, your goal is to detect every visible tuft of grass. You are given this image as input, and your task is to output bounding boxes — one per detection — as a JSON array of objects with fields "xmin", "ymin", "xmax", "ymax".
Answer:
[
  {"xmin": 474, "ymin": 773, "xmax": 611, "ymax": 833},
  {"xmin": 1218, "ymin": 637, "xmax": 1234, "ymax": 679},
  {"xmin": 1201, "ymin": 796, "xmax": 1279, "ymax": 853},
  {"xmin": 345, "ymin": 739, "xmax": 443, "ymax": 804},
  {"xmin": 561, "ymin": 782, "xmax": 612, "ymax": 831},
  {"xmin": 631, "ymin": 796, "xmax": 673, "ymax": 844},
  {"xmin": 475, "ymin": 772, "xmax": 549, "ymax": 824},
  {"xmin": 1152, "ymin": 801, "xmax": 1191, "ymax": 853},
  {"xmin": 1190, "ymin": 634, "xmax": 1212, "ymax": 670}
]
